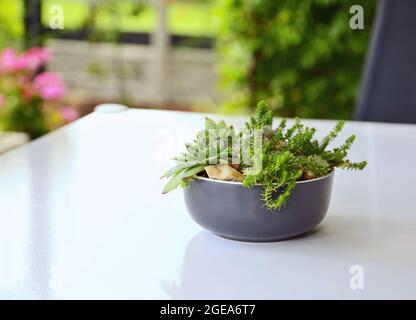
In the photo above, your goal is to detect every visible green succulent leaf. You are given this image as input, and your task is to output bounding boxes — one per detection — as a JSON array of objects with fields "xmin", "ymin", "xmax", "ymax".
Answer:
[
  {"xmin": 162, "ymin": 164, "xmax": 206, "ymax": 194},
  {"xmin": 205, "ymin": 117, "xmax": 217, "ymax": 130},
  {"xmin": 160, "ymin": 161, "xmax": 199, "ymax": 179},
  {"xmin": 216, "ymin": 120, "xmax": 227, "ymax": 130}
]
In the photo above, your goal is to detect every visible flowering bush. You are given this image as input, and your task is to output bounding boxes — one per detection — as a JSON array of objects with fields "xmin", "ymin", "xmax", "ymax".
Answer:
[{"xmin": 0, "ymin": 47, "xmax": 78, "ymax": 139}]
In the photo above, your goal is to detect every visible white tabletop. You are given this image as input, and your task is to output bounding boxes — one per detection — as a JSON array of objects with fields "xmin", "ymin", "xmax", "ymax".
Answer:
[{"xmin": 1, "ymin": 107, "xmax": 415, "ymax": 300}]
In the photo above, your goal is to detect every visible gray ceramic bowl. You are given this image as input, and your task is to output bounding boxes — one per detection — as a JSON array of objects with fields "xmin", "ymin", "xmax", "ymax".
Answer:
[{"xmin": 183, "ymin": 171, "xmax": 334, "ymax": 242}]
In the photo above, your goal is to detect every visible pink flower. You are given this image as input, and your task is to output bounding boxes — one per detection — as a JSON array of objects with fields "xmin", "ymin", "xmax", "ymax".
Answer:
[
  {"xmin": 20, "ymin": 47, "xmax": 50, "ymax": 71},
  {"xmin": 60, "ymin": 106, "xmax": 79, "ymax": 122},
  {"xmin": 34, "ymin": 72, "xmax": 66, "ymax": 101},
  {"xmin": 0, "ymin": 47, "xmax": 50, "ymax": 74},
  {"xmin": 0, "ymin": 94, "xmax": 5, "ymax": 108},
  {"xmin": 0, "ymin": 48, "xmax": 23, "ymax": 74}
]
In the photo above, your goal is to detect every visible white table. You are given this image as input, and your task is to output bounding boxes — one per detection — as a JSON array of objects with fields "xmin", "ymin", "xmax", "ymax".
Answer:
[
  {"xmin": 1, "ymin": 107, "xmax": 415, "ymax": 300},
  {"xmin": 0, "ymin": 132, "xmax": 29, "ymax": 155}
]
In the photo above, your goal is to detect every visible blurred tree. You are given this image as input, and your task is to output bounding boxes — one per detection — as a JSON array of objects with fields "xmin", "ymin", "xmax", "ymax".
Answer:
[
  {"xmin": 215, "ymin": 0, "xmax": 376, "ymax": 119},
  {"xmin": 24, "ymin": 0, "xmax": 43, "ymax": 48},
  {"xmin": 0, "ymin": 0, "xmax": 24, "ymax": 49}
]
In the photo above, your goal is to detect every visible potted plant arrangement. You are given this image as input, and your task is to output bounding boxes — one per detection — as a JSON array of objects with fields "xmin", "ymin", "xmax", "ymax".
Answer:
[{"xmin": 162, "ymin": 102, "xmax": 367, "ymax": 242}]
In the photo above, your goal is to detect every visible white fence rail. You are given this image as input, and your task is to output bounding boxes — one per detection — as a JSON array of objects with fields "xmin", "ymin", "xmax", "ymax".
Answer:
[{"xmin": 47, "ymin": 39, "xmax": 220, "ymax": 107}]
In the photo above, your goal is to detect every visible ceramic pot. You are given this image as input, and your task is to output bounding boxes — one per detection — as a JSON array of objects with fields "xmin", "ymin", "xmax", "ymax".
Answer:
[{"xmin": 183, "ymin": 172, "xmax": 334, "ymax": 242}]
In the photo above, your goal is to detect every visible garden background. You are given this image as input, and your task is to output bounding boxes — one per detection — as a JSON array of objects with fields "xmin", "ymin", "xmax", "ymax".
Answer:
[{"xmin": 0, "ymin": 0, "xmax": 376, "ymax": 140}]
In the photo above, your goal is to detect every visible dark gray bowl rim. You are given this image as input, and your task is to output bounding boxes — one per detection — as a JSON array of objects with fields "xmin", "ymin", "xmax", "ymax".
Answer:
[{"xmin": 193, "ymin": 170, "xmax": 334, "ymax": 186}]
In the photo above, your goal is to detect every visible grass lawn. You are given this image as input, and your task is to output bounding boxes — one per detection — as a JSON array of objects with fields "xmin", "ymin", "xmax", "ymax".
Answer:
[{"xmin": 42, "ymin": 0, "xmax": 216, "ymax": 36}]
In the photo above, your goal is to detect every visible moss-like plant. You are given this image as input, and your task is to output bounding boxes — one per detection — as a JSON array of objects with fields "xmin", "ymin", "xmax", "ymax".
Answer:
[{"xmin": 162, "ymin": 101, "xmax": 367, "ymax": 210}]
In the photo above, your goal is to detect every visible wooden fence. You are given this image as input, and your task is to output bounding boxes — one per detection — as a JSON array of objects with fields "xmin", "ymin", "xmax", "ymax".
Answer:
[
  {"xmin": 47, "ymin": 39, "xmax": 220, "ymax": 107},
  {"xmin": 24, "ymin": 0, "xmax": 222, "ymax": 108}
]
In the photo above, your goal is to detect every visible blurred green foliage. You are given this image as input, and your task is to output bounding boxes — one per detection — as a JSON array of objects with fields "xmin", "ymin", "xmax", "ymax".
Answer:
[
  {"xmin": 0, "ymin": 0, "xmax": 24, "ymax": 49},
  {"xmin": 215, "ymin": 0, "xmax": 377, "ymax": 119},
  {"xmin": 0, "ymin": 0, "xmax": 216, "ymax": 46},
  {"xmin": 41, "ymin": 0, "xmax": 215, "ymax": 36}
]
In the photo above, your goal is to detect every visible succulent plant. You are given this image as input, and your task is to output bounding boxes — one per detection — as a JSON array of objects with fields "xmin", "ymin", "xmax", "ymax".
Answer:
[{"xmin": 161, "ymin": 117, "xmax": 239, "ymax": 194}]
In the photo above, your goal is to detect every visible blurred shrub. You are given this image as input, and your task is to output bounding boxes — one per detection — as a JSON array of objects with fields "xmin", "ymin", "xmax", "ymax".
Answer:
[
  {"xmin": 0, "ymin": 0, "xmax": 24, "ymax": 49},
  {"xmin": 0, "ymin": 48, "xmax": 78, "ymax": 139},
  {"xmin": 215, "ymin": 0, "xmax": 376, "ymax": 119}
]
